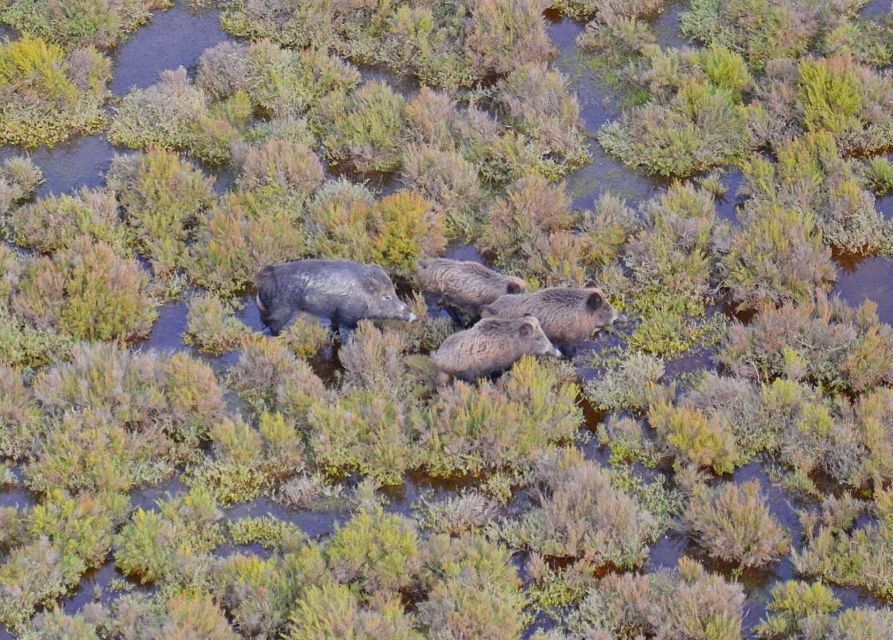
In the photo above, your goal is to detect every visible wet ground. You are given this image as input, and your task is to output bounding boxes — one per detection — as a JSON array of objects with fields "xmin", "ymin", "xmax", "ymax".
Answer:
[{"xmin": 2, "ymin": 1, "xmax": 893, "ymax": 637}]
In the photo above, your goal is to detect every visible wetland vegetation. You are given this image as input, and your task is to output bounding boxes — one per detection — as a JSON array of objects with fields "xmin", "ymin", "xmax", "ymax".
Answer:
[{"xmin": 2, "ymin": 0, "xmax": 893, "ymax": 638}]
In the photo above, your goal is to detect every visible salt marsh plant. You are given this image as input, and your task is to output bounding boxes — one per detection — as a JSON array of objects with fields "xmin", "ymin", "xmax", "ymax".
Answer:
[
  {"xmin": 418, "ymin": 355, "xmax": 582, "ymax": 482},
  {"xmin": 464, "ymin": 0, "xmax": 553, "ymax": 78},
  {"xmin": 312, "ymin": 81, "xmax": 408, "ymax": 174},
  {"xmin": 107, "ymin": 147, "xmax": 216, "ymax": 278},
  {"xmin": 183, "ymin": 293, "xmax": 250, "ymax": 355},
  {"xmin": 683, "ymin": 479, "xmax": 789, "ymax": 568},
  {"xmin": 0, "ymin": 364, "xmax": 42, "ymax": 459},
  {"xmin": 560, "ymin": 557, "xmax": 745, "ymax": 639},
  {"xmin": 8, "ymin": 188, "xmax": 128, "ymax": 256},
  {"xmin": 501, "ymin": 450, "xmax": 660, "ymax": 568},
  {"xmin": 0, "ymin": 36, "xmax": 110, "ymax": 147},
  {"xmin": 0, "ymin": 156, "xmax": 42, "ymax": 217},
  {"xmin": 585, "ymin": 352, "xmax": 664, "ymax": 412},
  {"xmin": 12, "ymin": 237, "xmax": 156, "ymax": 342},
  {"xmin": 109, "ymin": 67, "xmax": 249, "ymax": 164},
  {"xmin": 0, "ymin": 0, "xmax": 172, "ymax": 49}
]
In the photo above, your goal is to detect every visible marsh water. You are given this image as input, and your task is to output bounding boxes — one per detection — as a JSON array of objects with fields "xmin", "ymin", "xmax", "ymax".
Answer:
[{"xmin": 2, "ymin": 1, "xmax": 893, "ymax": 638}]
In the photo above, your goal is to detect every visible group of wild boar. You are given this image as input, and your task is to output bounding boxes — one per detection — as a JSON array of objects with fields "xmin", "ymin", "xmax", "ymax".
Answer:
[{"xmin": 256, "ymin": 258, "xmax": 620, "ymax": 382}]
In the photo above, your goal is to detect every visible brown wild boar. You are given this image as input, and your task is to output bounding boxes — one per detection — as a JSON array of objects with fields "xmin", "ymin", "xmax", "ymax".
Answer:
[
  {"xmin": 481, "ymin": 287, "xmax": 619, "ymax": 344},
  {"xmin": 432, "ymin": 315, "xmax": 561, "ymax": 381},
  {"xmin": 416, "ymin": 258, "xmax": 527, "ymax": 313}
]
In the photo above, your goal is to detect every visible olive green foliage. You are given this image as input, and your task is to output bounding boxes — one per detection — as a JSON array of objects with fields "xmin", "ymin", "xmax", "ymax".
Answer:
[
  {"xmin": 553, "ymin": 0, "xmax": 666, "ymax": 21},
  {"xmin": 12, "ymin": 237, "xmax": 157, "ymax": 342},
  {"xmin": 793, "ymin": 491, "xmax": 893, "ymax": 598},
  {"xmin": 304, "ymin": 181, "xmax": 446, "ymax": 275},
  {"xmin": 1, "ymin": 0, "xmax": 171, "ymax": 49},
  {"xmin": 186, "ymin": 412, "xmax": 304, "ymax": 506},
  {"xmin": 647, "ymin": 394, "xmax": 741, "ymax": 474},
  {"xmin": 683, "ymin": 479, "xmax": 789, "ymax": 568},
  {"xmin": 107, "ymin": 147, "xmax": 216, "ymax": 278},
  {"xmin": 115, "ymin": 487, "xmax": 224, "ymax": 585},
  {"xmin": 501, "ymin": 450, "xmax": 660, "ymax": 568},
  {"xmin": 0, "ymin": 155, "xmax": 42, "ymax": 217},
  {"xmin": 34, "ymin": 342, "xmax": 225, "ymax": 450},
  {"xmin": 0, "ymin": 36, "xmax": 110, "ymax": 147},
  {"xmin": 586, "ymin": 352, "xmax": 664, "ymax": 412},
  {"xmin": 742, "ymin": 130, "xmax": 891, "ymax": 254},
  {"xmin": 597, "ymin": 45, "xmax": 753, "ymax": 177},
  {"xmin": 312, "ymin": 81, "xmax": 408, "ymax": 174},
  {"xmin": 754, "ymin": 580, "xmax": 893, "ymax": 639},
  {"xmin": 720, "ymin": 299, "xmax": 893, "ymax": 394},
  {"xmin": 109, "ymin": 67, "xmax": 250, "ymax": 164},
  {"xmin": 560, "ymin": 557, "xmax": 745, "ymax": 639},
  {"xmin": 8, "ymin": 188, "xmax": 128, "ymax": 255},
  {"xmin": 480, "ymin": 174, "xmax": 590, "ymax": 285},
  {"xmin": 183, "ymin": 293, "xmax": 250, "ymax": 354},
  {"xmin": 418, "ymin": 355, "xmax": 582, "ymax": 481}
]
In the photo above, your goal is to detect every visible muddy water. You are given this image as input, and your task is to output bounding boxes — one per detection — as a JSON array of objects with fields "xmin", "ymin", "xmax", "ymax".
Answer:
[{"xmin": 1, "ymin": 3, "xmax": 893, "ymax": 639}]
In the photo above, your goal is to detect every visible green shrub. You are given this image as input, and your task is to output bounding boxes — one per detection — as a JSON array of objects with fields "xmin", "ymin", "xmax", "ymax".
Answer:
[
  {"xmin": 754, "ymin": 580, "xmax": 842, "ymax": 639},
  {"xmin": 0, "ymin": 36, "xmax": 109, "ymax": 147},
  {"xmin": 188, "ymin": 189, "xmax": 305, "ymax": 297},
  {"xmin": 598, "ymin": 79, "xmax": 752, "ymax": 177},
  {"xmin": 501, "ymin": 450, "xmax": 660, "ymax": 568},
  {"xmin": 115, "ymin": 487, "xmax": 223, "ymax": 585},
  {"xmin": 418, "ymin": 533, "xmax": 526, "ymax": 640},
  {"xmin": 1, "ymin": 0, "xmax": 172, "ymax": 49},
  {"xmin": 186, "ymin": 411, "xmax": 304, "ymax": 506},
  {"xmin": 286, "ymin": 583, "xmax": 419, "ymax": 640},
  {"xmin": 20, "ymin": 607, "xmax": 101, "ymax": 640},
  {"xmin": 0, "ymin": 155, "xmax": 42, "ymax": 217},
  {"xmin": 723, "ymin": 202, "xmax": 835, "ymax": 311},
  {"xmin": 107, "ymin": 147, "xmax": 215, "ymax": 278},
  {"xmin": 160, "ymin": 593, "xmax": 238, "ymax": 640},
  {"xmin": 562, "ymin": 557, "xmax": 745, "ymax": 639},
  {"xmin": 326, "ymin": 506, "xmax": 420, "ymax": 595},
  {"xmin": 0, "ymin": 364, "xmax": 42, "ymax": 459},
  {"xmin": 494, "ymin": 63, "xmax": 589, "ymax": 172},
  {"xmin": 13, "ymin": 237, "xmax": 156, "ymax": 342},
  {"xmin": 213, "ymin": 553, "xmax": 294, "ymax": 638},
  {"xmin": 312, "ymin": 81, "xmax": 407, "ymax": 173},
  {"xmin": 183, "ymin": 293, "xmax": 250, "ymax": 355},
  {"xmin": 8, "ymin": 188, "xmax": 128, "ymax": 255},
  {"xmin": 276, "ymin": 312, "xmax": 332, "ymax": 359},
  {"xmin": 35, "ymin": 342, "xmax": 225, "ymax": 449},
  {"xmin": 799, "ymin": 56, "xmax": 862, "ymax": 135},
  {"xmin": 418, "ymin": 355, "xmax": 582, "ymax": 480},
  {"xmin": 683, "ymin": 479, "xmax": 789, "ymax": 568},
  {"xmin": 109, "ymin": 67, "xmax": 249, "ymax": 164},
  {"xmin": 0, "ymin": 537, "xmax": 83, "ymax": 630},
  {"xmin": 234, "ymin": 138, "xmax": 324, "ymax": 199},
  {"xmin": 463, "ymin": 0, "xmax": 553, "ymax": 77},
  {"xmin": 647, "ymin": 395, "xmax": 740, "ymax": 474},
  {"xmin": 866, "ymin": 156, "xmax": 893, "ymax": 195},
  {"xmin": 414, "ymin": 491, "xmax": 499, "ymax": 535},
  {"xmin": 597, "ymin": 416, "xmax": 662, "ymax": 467},
  {"xmin": 585, "ymin": 352, "xmax": 664, "ymax": 412}
]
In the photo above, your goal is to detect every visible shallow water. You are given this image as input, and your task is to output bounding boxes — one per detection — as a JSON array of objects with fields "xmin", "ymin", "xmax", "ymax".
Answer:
[{"xmin": 2, "ymin": 3, "xmax": 893, "ymax": 638}]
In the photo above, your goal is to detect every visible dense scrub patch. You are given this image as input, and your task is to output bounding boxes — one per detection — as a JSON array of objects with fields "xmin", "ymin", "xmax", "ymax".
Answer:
[
  {"xmin": 0, "ymin": 0, "xmax": 172, "ymax": 49},
  {"xmin": 0, "ymin": 36, "xmax": 110, "ymax": 147}
]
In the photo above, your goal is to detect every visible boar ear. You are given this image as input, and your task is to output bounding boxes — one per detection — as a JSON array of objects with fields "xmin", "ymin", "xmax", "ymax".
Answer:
[
  {"xmin": 518, "ymin": 316, "xmax": 537, "ymax": 337},
  {"xmin": 506, "ymin": 280, "xmax": 524, "ymax": 294},
  {"xmin": 586, "ymin": 291, "xmax": 604, "ymax": 311}
]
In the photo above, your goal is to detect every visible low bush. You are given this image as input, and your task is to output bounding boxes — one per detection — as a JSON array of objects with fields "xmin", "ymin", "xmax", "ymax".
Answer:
[
  {"xmin": 114, "ymin": 487, "xmax": 223, "ymax": 585},
  {"xmin": 233, "ymin": 138, "xmax": 324, "ymax": 200},
  {"xmin": 326, "ymin": 506, "xmax": 420, "ymax": 596},
  {"xmin": 0, "ymin": 364, "xmax": 43, "ymax": 459},
  {"xmin": 561, "ymin": 557, "xmax": 745, "ymax": 639},
  {"xmin": 464, "ymin": 0, "xmax": 553, "ymax": 78},
  {"xmin": 312, "ymin": 81, "xmax": 408, "ymax": 174},
  {"xmin": 0, "ymin": 155, "xmax": 42, "ymax": 218},
  {"xmin": 12, "ymin": 237, "xmax": 156, "ymax": 342},
  {"xmin": 0, "ymin": 36, "xmax": 110, "ymax": 147},
  {"xmin": 683, "ymin": 479, "xmax": 789, "ymax": 568},
  {"xmin": 585, "ymin": 352, "xmax": 664, "ymax": 412},
  {"xmin": 35, "ymin": 342, "xmax": 225, "ymax": 449},
  {"xmin": 183, "ymin": 293, "xmax": 250, "ymax": 355},
  {"xmin": 1, "ymin": 0, "xmax": 172, "ymax": 49},
  {"xmin": 501, "ymin": 450, "xmax": 660, "ymax": 568},
  {"xmin": 109, "ymin": 67, "xmax": 249, "ymax": 164},
  {"xmin": 8, "ymin": 188, "xmax": 128, "ymax": 255},
  {"xmin": 414, "ymin": 491, "xmax": 499, "ymax": 535},
  {"xmin": 418, "ymin": 355, "xmax": 582, "ymax": 482},
  {"xmin": 107, "ymin": 147, "xmax": 216, "ymax": 278},
  {"xmin": 186, "ymin": 411, "xmax": 304, "ymax": 506},
  {"xmin": 20, "ymin": 607, "xmax": 101, "ymax": 640}
]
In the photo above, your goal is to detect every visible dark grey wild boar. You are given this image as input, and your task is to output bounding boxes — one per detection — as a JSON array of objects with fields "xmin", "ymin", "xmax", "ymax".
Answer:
[
  {"xmin": 481, "ymin": 287, "xmax": 619, "ymax": 344},
  {"xmin": 416, "ymin": 258, "xmax": 527, "ymax": 313},
  {"xmin": 255, "ymin": 259, "xmax": 415, "ymax": 335},
  {"xmin": 432, "ymin": 315, "xmax": 561, "ymax": 382}
]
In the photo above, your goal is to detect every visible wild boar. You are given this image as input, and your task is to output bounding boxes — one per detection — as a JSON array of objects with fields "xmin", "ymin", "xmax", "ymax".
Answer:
[
  {"xmin": 255, "ymin": 259, "xmax": 415, "ymax": 335},
  {"xmin": 432, "ymin": 315, "xmax": 561, "ymax": 381},
  {"xmin": 416, "ymin": 258, "xmax": 527, "ymax": 314},
  {"xmin": 481, "ymin": 287, "xmax": 619, "ymax": 344}
]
